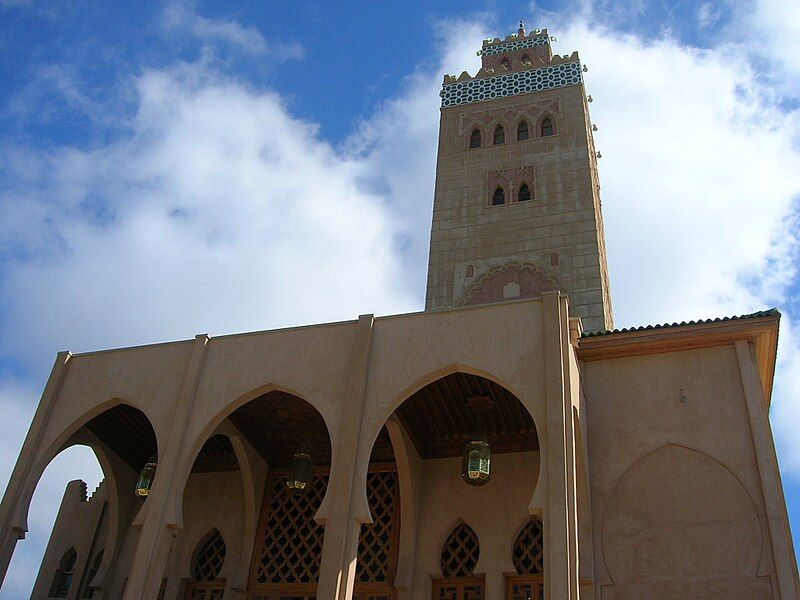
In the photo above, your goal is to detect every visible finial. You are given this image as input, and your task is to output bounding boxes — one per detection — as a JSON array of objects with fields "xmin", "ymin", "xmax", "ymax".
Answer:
[{"xmin": 518, "ymin": 20, "xmax": 526, "ymax": 36}]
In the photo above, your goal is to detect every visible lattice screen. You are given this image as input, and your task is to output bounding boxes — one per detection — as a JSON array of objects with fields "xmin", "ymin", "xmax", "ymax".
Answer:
[
  {"xmin": 356, "ymin": 470, "xmax": 399, "ymax": 583},
  {"xmin": 513, "ymin": 518, "xmax": 543, "ymax": 574},
  {"xmin": 255, "ymin": 474, "xmax": 328, "ymax": 584},
  {"xmin": 440, "ymin": 523, "xmax": 480, "ymax": 577},
  {"xmin": 507, "ymin": 580, "xmax": 543, "ymax": 600},
  {"xmin": 433, "ymin": 579, "xmax": 485, "ymax": 600},
  {"xmin": 194, "ymin": 530, "xmax": 226, "ymax": 581}
]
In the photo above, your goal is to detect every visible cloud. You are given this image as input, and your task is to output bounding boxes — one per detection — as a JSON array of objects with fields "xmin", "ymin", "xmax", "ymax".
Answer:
[{"xmin": 162, "ymin": 0, "xmax": 302, "ymax": 59}]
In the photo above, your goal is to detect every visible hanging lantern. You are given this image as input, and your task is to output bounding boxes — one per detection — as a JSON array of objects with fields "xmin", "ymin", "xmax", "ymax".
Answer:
[
  {"xmin": 135, "ymin": 456, "xmax": 157, "ymax": 498},
  {"xmin": 462, "ymin": 438, "xmax": 491, "ymax": 486},
  {"xmin": 286, "ymin": 451, "xmax": 315, "ymax": 495}
]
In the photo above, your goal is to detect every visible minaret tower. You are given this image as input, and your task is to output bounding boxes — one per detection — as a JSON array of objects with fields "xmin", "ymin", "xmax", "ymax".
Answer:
[{"xmin": 425, "ymin": 21, "xmax": 613, "ymax": 331}]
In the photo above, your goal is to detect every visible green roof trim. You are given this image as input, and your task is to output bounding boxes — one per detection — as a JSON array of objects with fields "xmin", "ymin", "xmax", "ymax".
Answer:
[{"xmin": 581, "ymin": 308, "xmax": 780, "ymax": 338}]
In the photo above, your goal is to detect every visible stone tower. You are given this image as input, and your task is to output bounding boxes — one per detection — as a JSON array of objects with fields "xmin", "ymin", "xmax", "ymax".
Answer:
[{"xmin": 425, "ymin": 22, "xmax": 613, "ymax": 332}]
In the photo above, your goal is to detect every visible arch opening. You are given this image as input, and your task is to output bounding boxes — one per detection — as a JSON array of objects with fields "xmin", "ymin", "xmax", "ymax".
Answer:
[
  {"xmin": 378, "ymin": 371, "xmax": 540, "ymax": 600},
  {"xmin": 175, "ymin": 390, "xmax": 333, "ymax": 598},
  {"xmin": 8, "ymin": 402, "xmax": 157, "ymax": 600}
]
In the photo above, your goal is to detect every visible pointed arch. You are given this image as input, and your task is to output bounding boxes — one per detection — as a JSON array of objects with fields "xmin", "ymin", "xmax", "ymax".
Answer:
[
  {"xmin": 50, "ymin": 547, "xmax": 77, "ymax": 598},
  {"xmin": 517, "ymin": 182, "xmax": 532, "ymax": 202},
  {"xmin": 492, "ymin": 186, "xmax": 506, "ymax": 206},
  {"xmin": 513, "ymin": 517, "xmax": 544, "ymax": 574},
  {"xmin": 441, "ymin": 522, "xmax": 480, "ymax": 577},
  {"xmin": 540, "ymin": 115, "xmax": 555, "ymax": 137},
  {"xmin": 493, "ymin": 124, "xmax": 505, "ymax": 145},
  {"xmin": 517, "ymin": 119, "xmax": 530, "ymax": 141},
  {"xmin": 80, "ymin": 549, "xmax": 104, "ymax": 599},
  {"xmin": 469, "ymin": 128, "xmax": 482, "ymax": 149},
  {"xmin": 500, "ymin": 57, "xmax": 511, "ymax": 70},
  {"xmin": 192, "ymin": 528, "xmax": 226, "ymax": 582}
]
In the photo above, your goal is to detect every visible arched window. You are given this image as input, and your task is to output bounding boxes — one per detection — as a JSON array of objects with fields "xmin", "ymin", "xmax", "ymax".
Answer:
[
  {"xmin": 517, "ymin": 120, "xmax": 529, "ymax": 141},
  {"xmin": 80, "ymin": 549, "xmax": 104, "ymax": 598},
  {"xmin": 433, "ymin": 523, "xmax": 483, "ymax": 599},
  {"xmin": 506, "ymin": 518, "xmax": 545, "ymax": 600},
  {"xmin": 186, "ymin": 529, "xmax": 226, "ymax": 600},
  {"xmin": 469, "ymin": 129, "xmax": 482, "ymax": 149},
  {"xmin": 500, "ymin": 57, "xmax": 511, "ymax": 70},
  {"xmin": 493, "ymin": 125, "xmax": 505, "ymax": 145},
  {"xmin": 193, "ymin": 529, "xmax": 226, "ymax": 582},
  {"xmin": 521, "ymin": 54, "xmax": 532, "ymax": 66},
  {"xmin": 492, "ymin": 187, "xmax": 506, "ymax": 206},
  {"xmin": 518, "ymin": 183, "xmax": 531, "ymax": 202},
  {"xmin": 540, "ymin": 117, "xmax": 554, "ymax": 137},
  {"xmin": 50, "ymin": 547, "xmax": 77, "ymax": 598}
]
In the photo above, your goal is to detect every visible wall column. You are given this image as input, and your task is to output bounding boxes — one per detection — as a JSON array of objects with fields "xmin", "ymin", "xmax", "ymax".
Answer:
[
  {"xmin": 735, "ymin": 340, "xmax": 800, "ymax": 599},
  {"xmin": 0, "ymin": 351, "xmax": 72, "ymax": 587},
  {"xmin": 541, "ymin": 292, "xmax": 580, "ymax": 600},
  {"xmin": 122, "ymin": 334, "xmax": 209, "ymax": 600},
  {"xmin": 316, "ymin": 314, "xmax": 375, "ymax": 600}
]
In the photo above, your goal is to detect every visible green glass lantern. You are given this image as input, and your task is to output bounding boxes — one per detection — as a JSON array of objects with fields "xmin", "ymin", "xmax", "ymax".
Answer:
[
  {"xmin": 135, "ymin": 456, "xmax": 157, "ymax": 498},
  {"xmin": 286, "ymin": 451, "xmax": 315, "ymax": 495},
  {"xmin": 462, "ymin": 438, "xmax": 491, "ymax": 486}
]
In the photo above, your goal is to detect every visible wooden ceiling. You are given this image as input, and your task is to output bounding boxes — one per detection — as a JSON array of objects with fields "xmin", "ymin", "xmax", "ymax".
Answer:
[
  {"xmin": 395, "ymin": 372, "xmax": 538, "ymax": 459},
  {"xmin": 228, "ymin": 391, "xmax": 332, "ymax": 469},
  {"xmin": 192, "ymin": 434, "xmax": 238, "ymax": 472},
  {"xmin": 84, "ymin": 404, "xmax": 157, "ymax": 472}
]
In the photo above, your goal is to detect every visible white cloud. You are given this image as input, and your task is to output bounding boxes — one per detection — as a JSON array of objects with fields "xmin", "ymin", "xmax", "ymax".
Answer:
[{"xmin": 162, "ymin": 0, "xmax": 302, "ymax": 59}]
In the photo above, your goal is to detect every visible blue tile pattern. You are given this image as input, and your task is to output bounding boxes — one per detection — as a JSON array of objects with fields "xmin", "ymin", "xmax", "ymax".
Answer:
[
  {"xmin": 478, "ymin": 36, "xmax": 550, "ymax": 57},
  {"xmin": 441, "ymin": 62, "xmax": 582, "ymax": 107}
]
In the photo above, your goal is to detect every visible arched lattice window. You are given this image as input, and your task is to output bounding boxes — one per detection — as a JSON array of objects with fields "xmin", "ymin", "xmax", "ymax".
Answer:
[
  {"xmin": 521, "ymin": 54, "xmax": 532, "ymax": 66},
  {"xmin": 540, "ymin": 117, "xmax": 554, "ymax": 137},
  {"xmin": 518, "ymin": 183, "xmax": 531, "ymax": 202},
  {"xmin": 194, "ymin": 529, "xmax": 226, "ymax": 581},
  {"xmin": 517, "ymin": 120, "xmax": 529, "ymax": 141},
  {"xmin": 441, "ymin": 523, "xmax": 480, "ymax": 577},
  {"xmin": 356, "ymin": 469, "xmax": 400, "ymax": 587},
  {"xmin": 255, "ymin": 474, "xmax": 328, "ymax": 585},
  {"xmin": 80, "ymin": 549, "xmax": 104, "ymax": 599},
  {"xmin": 500, "ymin": 57, "xmax": 511, "ymax": 70},
  {"xmin": 492, "ymin": 187, "xmax": 506, "ymax": 206},
  {"xmin": 513, "ymin": 518, "xmax": 544, "ymax": 574},
  {"xmin": 469, "ymin": 129, "xmax": 482, "ymax": 149},
  {"xmin": 50, "ymin": 547, "xmax": 77, "ymax": 598},
  {"xmin": 494, "ymin": 125, "xmax": 505, "ymax": 145}
]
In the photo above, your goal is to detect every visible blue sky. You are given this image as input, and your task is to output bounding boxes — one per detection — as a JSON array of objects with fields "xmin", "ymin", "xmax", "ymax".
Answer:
[{"xmin": 1, "ymin": 0, "xmax": 799, "ymax": 596}]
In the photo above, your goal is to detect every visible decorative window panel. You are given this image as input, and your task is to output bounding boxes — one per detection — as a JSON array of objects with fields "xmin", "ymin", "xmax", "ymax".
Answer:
[
  {"xmin": 186, "ymin": 582, "xmax": 225, "ymax": 600},
  {"xmin": 356, "ymin": 470, "xmax": 400, "ymax": 584},
  {"xmin": 478, "ymin": 36, "xmax": 550, "ymax": 57},
  {"xmin": 253, "ymin": 474, "xmax": 328, "ymax": 585},
  {"xmin": 505, "ymin": 576, "xmax": 544, "ymax": 600},
  {"xmin": 441, "ymin": 63, "xmax": 582, "ymax": 108},
  {"xmin": 194, "ymin": 530, "xmax": 226, "ymax": 582},
  {"xmin": 441, "ymin": 523, "xmax": 480, "ymax": 578},
  {"xmin": 432, "ymin": 578, "xmax": 485, "ymax": 600},
  {"xmin": 513, "ymin": 518, "xmax": 544, "ymax": 575}
]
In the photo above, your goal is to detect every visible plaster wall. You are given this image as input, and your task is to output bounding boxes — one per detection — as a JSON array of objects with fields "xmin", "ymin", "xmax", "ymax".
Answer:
[
  {"xmin": 163, "ymin": 470, "xmax": 248, "ymax": 599},
  {"xmin": 582, "ymin": 345, "xmax": 777, "ymax": 598},
  {"xmin": 31, "ymin": 480, "xmax": 107, "ymax": 600},
  {"xmin": 411, "ymin": 451, "xmax": 540, "ymax": 600}
]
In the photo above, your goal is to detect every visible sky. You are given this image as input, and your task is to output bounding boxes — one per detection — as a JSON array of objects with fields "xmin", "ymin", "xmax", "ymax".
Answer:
[{"xmin": 0, "ymin": 0, "xmax": 799, "ymax": 596}]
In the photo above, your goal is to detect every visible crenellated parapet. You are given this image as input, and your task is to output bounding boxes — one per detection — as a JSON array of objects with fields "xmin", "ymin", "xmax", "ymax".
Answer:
[
  {"xmin": 441, "ymin": 51, "xmax": 583, "ymax": 108},
  {"xmin": 478, "ymin": 28, "xmax": 551, "ymax": 57}
]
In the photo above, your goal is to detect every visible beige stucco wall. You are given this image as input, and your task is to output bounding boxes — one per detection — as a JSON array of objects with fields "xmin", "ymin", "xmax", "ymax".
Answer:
[
  {"xmin": 411, "ymin": 450, "xmax": 540, "ymax": 600},
  {"xmin": 6, "ymin": 297, "xmax": 798, "ymax": 600},
  {"xmin": 583, "ymin": 345, "xmax": 779, "ymax": 598}
]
